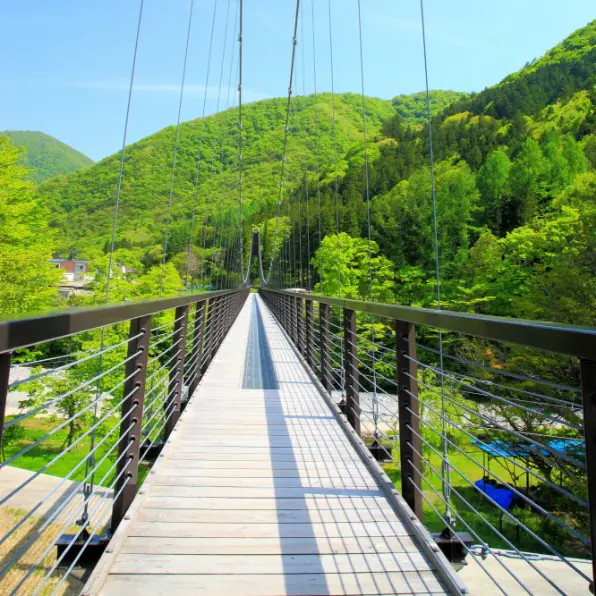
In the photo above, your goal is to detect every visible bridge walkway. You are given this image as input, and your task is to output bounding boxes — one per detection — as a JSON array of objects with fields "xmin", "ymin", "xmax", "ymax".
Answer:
[{"xmin": 84, "ymin": 293, "xmax": 458, "ymax": 595}]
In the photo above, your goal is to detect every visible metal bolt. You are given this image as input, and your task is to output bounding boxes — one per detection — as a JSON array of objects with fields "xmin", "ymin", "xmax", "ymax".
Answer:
[{"xmin": 106, "ymin": 547, "xmax": 113, "ymax": 554}]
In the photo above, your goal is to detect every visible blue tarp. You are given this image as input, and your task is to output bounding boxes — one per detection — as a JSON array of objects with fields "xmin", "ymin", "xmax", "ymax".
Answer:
[
  {"xmin": 471, "ymin": 438, "xmax": 585, "ymax": 459},
  {"xmin": 474, "ymin": 479, "xmax": 515, "ymax": 510}
]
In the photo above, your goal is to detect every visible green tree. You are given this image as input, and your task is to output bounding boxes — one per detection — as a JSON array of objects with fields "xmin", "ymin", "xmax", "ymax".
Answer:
[
  {"xmin": 509, "ymin": 138, "xmax": 548, "ymax": 225},
  {"xmin": 0, "ymin": 136, "xmax": 61, "ymax": 314},
  {"xmin": 312, "ymin": 233, "xmax": 394, "ymax": 301},
  {"xmin": 541, "ymin": 130, "xmax": 571, "ymax": 194},
  {"xmin": 562, "ymin": 135, "xmax": 588, "ymax": 177},
  {"xmin": 476, "ymin": 149, "xmax": 511, "ymax": 235}
]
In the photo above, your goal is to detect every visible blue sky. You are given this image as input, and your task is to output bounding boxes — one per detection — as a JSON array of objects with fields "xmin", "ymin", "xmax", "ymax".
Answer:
[{"xmin": 1, "ymin": 0, "xmax": 594, "ymax": 161}]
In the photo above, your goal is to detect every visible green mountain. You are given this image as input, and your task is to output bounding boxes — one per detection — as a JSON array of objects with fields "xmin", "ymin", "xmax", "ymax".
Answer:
[
  {"xmin": 36, "ymin": 91, "xmax": 460, "ymax": 260},
  {"xmin": 2, "ymin": 131, "xmax": 94, "ymax": 184},
  {"xmin": 390, "ymin": 90, "xmax": 466, "ymax": 125},
  {"xmin": 32, "ymin": 19, "xmax": 596, "ymax": 326}
]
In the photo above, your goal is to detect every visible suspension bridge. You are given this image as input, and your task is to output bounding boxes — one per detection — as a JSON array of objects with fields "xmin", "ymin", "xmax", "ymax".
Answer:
[
  {"xmin": 1, "ymin": 230, "xmax": 595, "ymax": 595},
  {"xmin": 1, "ymin": 0, "xmax": 596, "ymax": 595}
]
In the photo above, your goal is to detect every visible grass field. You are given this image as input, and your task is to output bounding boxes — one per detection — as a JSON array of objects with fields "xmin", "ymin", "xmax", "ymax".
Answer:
[
  {"xmin": 3, "ymin": 415, "xmax": 151, "ymax": 488},
  {"xmin": 1, "ymin": 415, "xmax": 155, "ymax": 593},
  {"xmin": 3, "ymin": 413, "xmax": 588, "ymax": 581},
  {"xmin": 381, "ymin": 443, "xmax": 590, "ymax": 560},
  {"xmin": 0, "ymin": 508, "xmax": 84, "ymax": 596}
]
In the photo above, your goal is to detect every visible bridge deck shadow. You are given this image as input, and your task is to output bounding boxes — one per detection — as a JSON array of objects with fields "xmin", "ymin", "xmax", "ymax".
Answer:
[{"xmin": 84, "ymin": 293, "xmax": 450, "ymax": 595}]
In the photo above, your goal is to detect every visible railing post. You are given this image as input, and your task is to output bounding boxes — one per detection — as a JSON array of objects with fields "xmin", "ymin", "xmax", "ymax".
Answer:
[
  {"xmin": 395, "ymin": 320, "xmax": 423, "ymax": 521},
  {"xmin": 164, "ymin": 305, "xmax": 189, "ymax": 439},
  {"xmin": 0, "ymin": 351, "xmax": 12, "ymax": 456},
  {"xmin": 319, "ymin": 304, "xmax": 332, "ymax": 393},
  {"xmin": 201, "ymin": 297, "xmax": 214, "ymax": 373},
  {"xmin": 208, "ymin": 297, "xmax": 221, "ymax": 364},
  {"xmin": 296, "ymin": 296, "xmax": 304, "ymax": 356},
  {"xmin": 188, "ymin": 300, "xmax": 206, "ymax": 397},
  {"xmin": 305, "ymin": 299, "xmax": 314, "ymax": 369},
  {"xmin": 285, "ymin": 295, "xmax": 290, "ymax": 332},
  {"xmin": 580, "ymin": 358, "xmax": 596, "ymax": 591},
  {"xmin": 214, "ymin": 295, "xmax": 225, "ymax": 350},
  {"xmin": 111, "ymin": 314, "xmax": 152, "ymax": 533},
  {"xmin": 343, "ymin": 308, "xmax": 359, "ymax": 436},
  {"xmin": 282, "ymin": 294, "xmax": 288, "ymax": 333}
]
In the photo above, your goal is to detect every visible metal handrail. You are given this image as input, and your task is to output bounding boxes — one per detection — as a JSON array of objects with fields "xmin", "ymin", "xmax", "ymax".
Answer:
[
  {"xmin": 0, "ymin": 288, "xmax": 239, "ymax": 352},
  {"xmin": 259, "ymin": 287, "xmax": 596, "ymax": 593},
  {"xmin": 265, "ymin": 289, "xmax": 596, "ymax": 360},
  {"xmin": 0, "ymin": 287, "xmax": 249, "ymax": 594}
]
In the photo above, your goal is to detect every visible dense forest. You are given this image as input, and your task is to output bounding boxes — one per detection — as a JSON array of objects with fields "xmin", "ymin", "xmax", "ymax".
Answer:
[
  {"xmin": 2, "ymin": 130, "xmax": 94, "ymax": 184},
  {"xmin": 2, "ymin": 19, "xmax": 595, "ymax": 330},
  {"xmin": 1, "ymin": 17, "xmax": 595, "ymax": 568}
]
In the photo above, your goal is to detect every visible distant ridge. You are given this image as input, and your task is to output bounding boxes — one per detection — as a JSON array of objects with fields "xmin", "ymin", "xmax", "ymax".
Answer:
[{"xmin": 2, "ymin": 130, "xmax": 94, "ymax": 184}]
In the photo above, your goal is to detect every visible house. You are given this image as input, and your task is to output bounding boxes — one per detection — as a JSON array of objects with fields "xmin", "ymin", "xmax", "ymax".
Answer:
[
  {"xmin": 117, "ymin": 262, "xmax": 135, "ymax": 274},
  {"xmin": 49, "ymin": 258, "xmax": 89, "ymax": 282}
]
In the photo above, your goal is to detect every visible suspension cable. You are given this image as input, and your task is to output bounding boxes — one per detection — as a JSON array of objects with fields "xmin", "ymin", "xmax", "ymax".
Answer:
[
  {"xmin": 355, "ymin": 0, "xmax": 380, "ymax": 437},
  {"xmin": 79, "ymin": 0, "xmax": 145, "ymax": 528},
  {"xmin": 160, "ymin": 0, "xmax": 195, "ymax": 295},
  {"xmin": 238, "ymin": 0, "xmax": 245, "ymax": 284},
  {"xmin": 265, "ymin": 0, "xmax": 301, "ymax": 284},
  {"xmin": 202, "ymin": 0, "xmax": 234, "ymax": 290},
  {"xmin": 185, "ymin": 0, "xmax": 219, "ymax": 289},
  {"xmin": 419, "ymin": 0, "xmax": 452, "ymax": 524},
  {"xmin": 327, "ymin": 0, "xmax": 341, "ymax": 297},
  {"xmin": 205, "ymin": 0, "xmax": 235, "ymax": 290},
  {"xmin": 310, "ymin": 0, "xmax": 324, "ymax": 294},
  {"xmin": 300, "ymin": 0, "xmax": 311, "ymax": 291}
]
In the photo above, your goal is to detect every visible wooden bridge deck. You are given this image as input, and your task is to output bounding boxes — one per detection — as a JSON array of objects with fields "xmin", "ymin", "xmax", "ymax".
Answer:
[{"xmin": 85, "ymin": 294, "xmax": 459, "ymax": 595}]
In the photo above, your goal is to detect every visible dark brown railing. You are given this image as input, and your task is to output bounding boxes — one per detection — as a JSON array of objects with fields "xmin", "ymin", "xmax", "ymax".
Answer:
[
  {"xmin": 0, "ymin": 288, "xmax": 248, "ymax": 594},
  {"xmin": 261, "ymin": 288, "xmax": 596, "ymax": 594}
]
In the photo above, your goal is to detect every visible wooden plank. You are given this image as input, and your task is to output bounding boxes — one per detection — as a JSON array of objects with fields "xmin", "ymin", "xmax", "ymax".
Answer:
[
  {"xmin": 149, "ymin": 486, "xmax": 385, "ymax": 499},
  {"xmin": 173, "ymin": 440, "xmax": 358, "ymax": 448},
  {"xmin": 120, "ymin": 535, "xmax": 420, "ymax": 555},
  {"xmin": 127, "ymin": 521, "xmax": 411, "ymax": 539},
  {"xmin": 171, "ymin": 445, "xmax": 357, "ymax": 454},
  {"xmin": 161, "ymin": 459, "xmax": 368, "ymax": 470},
  {"xmin": 142, "ymin": 496, "xmax": 394, "ymax": 510},
  {"xmin": 101, "ymin": 571, "xmax": 448, "ymax": 595},
  {"xmin": 152, "ymin": 475, "xmax": 378, "ymax": 489},
  {"xmin": 179, "ymin": 417, "xmax": 338, "ymax": 423},
  {"xmin": 159, "ymin": 468, "xmax": 374, "ymax": 480},
  {"xmin": 135, "ymin": 507, "xmax": 400, "ymax": 524},
  {"xmin": 165, "ymin": 452, "xmax": 363, "ymax": 462},
  {"xmin": 111, "ymin": 552, "xmax": 434, "ymax": 575},
  {"xmin": 176, "ymin": 428, "xmax": 346, "ymax": 436}
]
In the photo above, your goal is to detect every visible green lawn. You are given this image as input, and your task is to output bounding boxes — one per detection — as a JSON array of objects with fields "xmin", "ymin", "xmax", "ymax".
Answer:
[
  {"xmin": 3, "ymin": 416, "xmax": 150, "ymax": 489},
  {"xmin": 382, "ymin": 443, "xmax": 589, "ymax": 560},
  {"xmin": 5, "ymin": 416, "xmax": 588, "ymax": 561}
]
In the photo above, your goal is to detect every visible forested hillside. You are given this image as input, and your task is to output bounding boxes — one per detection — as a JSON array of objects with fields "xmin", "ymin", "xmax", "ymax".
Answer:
[
  {"xmin": 293, "ymin": 19, "xmax": 596, "ymax": 327},
  {"xmin": 30, "ymin": 19, "xmax": 596, "ymax": 329},
  {"xmin": 36, "ymin": 90, "xmax": 458, "ymax": 262},
  {"xmin": 2, "ymin": 131, "xmax": 94, "ymax": 184}
]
